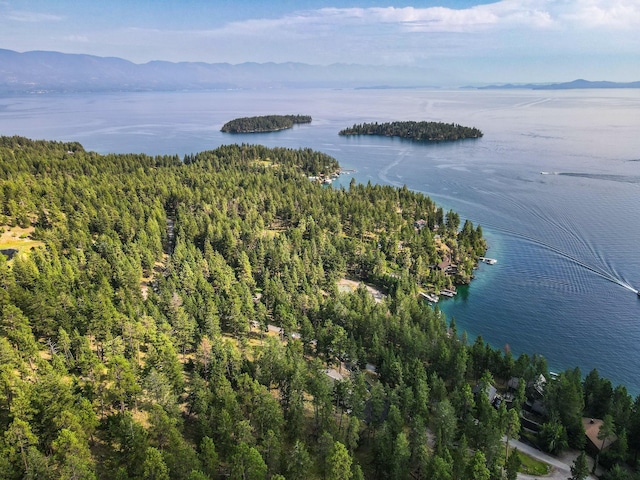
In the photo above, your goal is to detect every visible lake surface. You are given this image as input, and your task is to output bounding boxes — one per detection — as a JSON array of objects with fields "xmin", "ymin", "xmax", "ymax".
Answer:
[{"xmin": 1, "ymin": 88, "xmax": 639, "ymax": 394}]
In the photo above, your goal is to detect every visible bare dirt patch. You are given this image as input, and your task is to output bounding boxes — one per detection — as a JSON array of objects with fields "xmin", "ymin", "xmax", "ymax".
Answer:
[{"xmin": 337, "ymin": 278, "xmax": 385, "ymax": 303}]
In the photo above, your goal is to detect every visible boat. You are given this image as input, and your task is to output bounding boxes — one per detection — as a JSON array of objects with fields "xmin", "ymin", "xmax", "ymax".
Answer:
[{"xmin": 478, "ymin": 257, "xmax": 497, "ymax": 265}]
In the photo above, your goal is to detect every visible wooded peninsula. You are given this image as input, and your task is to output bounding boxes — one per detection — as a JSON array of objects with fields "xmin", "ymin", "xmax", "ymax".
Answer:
[
  {"xmin": 339, "ymin": 121, "xmax": 483, "ymax": 142},
  {"xmin": 0, "ymin": 136, "xmax": 637, "ymax": 480},
  {"xmin": 221, "ymin": 115, "xmax": 312, "ymax": 133}
]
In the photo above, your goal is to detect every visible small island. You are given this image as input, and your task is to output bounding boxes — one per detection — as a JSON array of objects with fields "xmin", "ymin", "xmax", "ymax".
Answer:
[
  {"xmin": 221, "ymin": 114, "xmax": 312, "ymax": 133},
  {"xmin": 339, "ymin": 120, "xmax": 483, "ymax": 141}
]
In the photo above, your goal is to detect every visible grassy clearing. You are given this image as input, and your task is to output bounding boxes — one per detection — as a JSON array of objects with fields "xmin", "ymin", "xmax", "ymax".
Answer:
[
  {"xmin": 514, "ymin": 449, "xmax": 551, "ymax": 476},
  {"xmin": 261, "ymin": 229, "xmax": 282, "ymax": 239},
  {"xmin": 0, "ymin": 226, "xmax": 44, "ymax": 257},
  {"xmin": 250, "ymin": 159, "xmax": 278, "ymax": 168}
]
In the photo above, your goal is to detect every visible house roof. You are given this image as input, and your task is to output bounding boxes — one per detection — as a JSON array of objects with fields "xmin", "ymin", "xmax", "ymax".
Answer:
[
  {"xmin": 414, "ymin": 219, "xmax": 428, "ymax": 229},
  {"xmin": 531, "ymin": 374, "xmax": 547, "ymax": 396},
  {"xmin": 528, "ymin": 399, "xmax": 547, "ymax": 416},
  {"xmin": 437, "ymin": 257, "xmax": 451, "ymax": 270},
  {"xmin": 324, "ymin": 368, "xmax": 344, "ymax": 382},
  {"xmin": 582, "ymin": 418, "xmax": 617, "ymax": 452},
  {"xmin": 472, "ymin": 383, "xmax": 498, "ymax": 402}
]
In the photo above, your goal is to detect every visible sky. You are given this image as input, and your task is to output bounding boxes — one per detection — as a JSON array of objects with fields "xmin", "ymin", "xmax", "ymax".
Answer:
[{"xmin": 1, "ymin": 0, "xmax": 639, "ymax": 84}]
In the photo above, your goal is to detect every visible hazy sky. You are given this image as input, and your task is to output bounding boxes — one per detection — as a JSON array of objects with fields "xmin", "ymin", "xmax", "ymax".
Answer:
[{"xmin": 1, "ymin": 0, "xmax": 639, "ymax": 83}]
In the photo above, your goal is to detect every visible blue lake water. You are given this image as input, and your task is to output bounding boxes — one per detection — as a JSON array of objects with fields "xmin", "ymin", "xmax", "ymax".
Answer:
[{"xmin": 1, "ymin": 88, "xmax": 639, "ymax": 394}]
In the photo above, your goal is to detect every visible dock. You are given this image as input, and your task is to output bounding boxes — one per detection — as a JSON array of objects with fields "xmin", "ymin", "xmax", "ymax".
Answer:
[{"xmin": 419, "ymin": 292, "xmax": 439, "ymax": 303}]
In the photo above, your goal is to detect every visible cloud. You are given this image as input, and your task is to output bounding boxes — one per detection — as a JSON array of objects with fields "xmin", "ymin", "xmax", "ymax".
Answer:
[
  {"xmin": 1, "ymin": 2, "xmax": 63, "ymax": 23},
  {"xmin": 559, "ymin": 0, "xmax": 640, "ymax": 28},
  {"xmin": 79, "ymin": 0, "xmax": 632, "ymax": 69},
  {"xmin": 334, "ymin": 4, "xmax": 554, "ymax": 32},
  {"xmin": 6, "ymin": 11, "xmax": 63, "ymax": 22},
  {"xmin": 208, "ymin": 0, "xmax": 640, "ymax": 37},
  {"xmin": 4, "ymin": 0, "xmax": 634, "ymax": 81}
]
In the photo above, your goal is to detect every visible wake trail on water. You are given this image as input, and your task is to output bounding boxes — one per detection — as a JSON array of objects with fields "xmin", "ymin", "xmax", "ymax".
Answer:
[
  {"xmin": 480, "ymin": 221, "xmax": 637, "ymax": 293},
  {"xmin": 481, "ymin": 191, "xmax": 639, "ymax": 293},
  {"xmin": 467, "ymin": 97, "xmax": 552, "ymax": 117},
  {"xmin": 378, "ymin": 148, "xmax": 410, "ymax": 182},
  {"xmin": 375, "ymin": 151, "xmax": 638, "ymax": 295},
  {"xmin": 482, "ymin": 190, "xmax": 605, "ymax": 268}
]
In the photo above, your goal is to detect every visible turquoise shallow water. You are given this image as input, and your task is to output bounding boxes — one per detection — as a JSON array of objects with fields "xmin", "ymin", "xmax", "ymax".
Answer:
[{"xmin": 1, "ymin": 88, "xmax": 639, "ymax": 394}]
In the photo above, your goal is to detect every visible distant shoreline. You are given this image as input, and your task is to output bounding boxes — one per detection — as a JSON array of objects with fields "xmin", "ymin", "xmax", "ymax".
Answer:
[{"xmin": 473, "ymin": 79, "xmax": 640, "ymax": 90}]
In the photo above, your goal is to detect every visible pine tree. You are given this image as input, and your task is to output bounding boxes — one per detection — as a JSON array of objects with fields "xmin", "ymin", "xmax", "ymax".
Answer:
[
  {"xmin": 142, "ymin": 447, "xmax": 170, "ymax": 480},
  {"xmin": 327, "ymin": 441, "xmax": 353, "ymax": 480},
  {"xmin": 570, "ymin": 451, "xmax": 590, "ymax": 480},
  {"xmin": 505, "ymin": 448, "xmax": 521, "ymax": 480}
]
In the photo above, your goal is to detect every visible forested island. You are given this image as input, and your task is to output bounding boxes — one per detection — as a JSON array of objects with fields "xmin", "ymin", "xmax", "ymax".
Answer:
[
  {"xmin": 339, "ymin": 121, "xmax": 483, "ymax": 142},
  {"xmin": 221, "ymin": 115, "xmax": 312, "ymax": 133},
  {"xmin": 0, "ymin": 136, "xmax": 638, "ymax": 480}
]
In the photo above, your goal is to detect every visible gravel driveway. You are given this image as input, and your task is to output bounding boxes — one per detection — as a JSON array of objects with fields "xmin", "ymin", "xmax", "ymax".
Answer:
[{"xmin": 508, "ymin": 437, "xmax": 600, "ymax": 480}]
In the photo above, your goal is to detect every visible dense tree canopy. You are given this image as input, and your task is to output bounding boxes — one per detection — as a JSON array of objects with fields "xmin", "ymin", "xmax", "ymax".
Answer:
[
  {"xmin": 0, "ymin": 135, "xmax": 637, "ymax": 480},
  {"xmin": 221, "ymin": 115, "xmax": 312, "ymax": 133},
  {"xmin": 338, "ymin": 121, "xmax": 483, "ymax": 141}
]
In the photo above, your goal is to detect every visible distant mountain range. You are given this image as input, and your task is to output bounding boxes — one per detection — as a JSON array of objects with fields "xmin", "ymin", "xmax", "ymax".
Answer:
[
  {"xmin": 476, "ymin": 79, "xmax": 640, "ymax": 90},
  {"xmin": 0, "ymin": 49, "xmax": 438, "ymax": 93},
  {"xmin": 1, "ymin": 50, "xmax": 638, "ymax": 93}
]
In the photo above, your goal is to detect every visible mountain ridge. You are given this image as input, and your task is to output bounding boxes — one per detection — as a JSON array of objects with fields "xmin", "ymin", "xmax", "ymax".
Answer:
[
  {"xmin": 2, "ymin": 49, "xmax": 639, "ymax": 92},
  {"xmin": 0, "ymin": 49, "xmax": 436, "ymax": 92},
  {"xmin": 476, "ymin": 78, "xmax": 640, "ymax": 90}
]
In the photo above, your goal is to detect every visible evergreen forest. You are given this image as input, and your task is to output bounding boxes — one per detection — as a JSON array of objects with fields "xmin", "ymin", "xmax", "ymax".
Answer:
[
  {"xmin": 221, "ymin": 115, "xmax": 312, "ymax": 133},
  {"xmin": 1, "ymin": 136, "xmax": 640, "ymax": 480},
  {"xmin": 338, "ymin": 121, "xmax": 483, "ymax": 142}
]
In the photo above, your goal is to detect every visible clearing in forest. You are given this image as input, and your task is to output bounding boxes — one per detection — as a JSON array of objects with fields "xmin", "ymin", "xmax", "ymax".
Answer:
[
  {"xmin": 0, "ymin": 226, "xmax": 43, "ymax": 258},
  {"xmin": 337, "ymin": 278, "xmax": 385, "ymax": 303}
]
